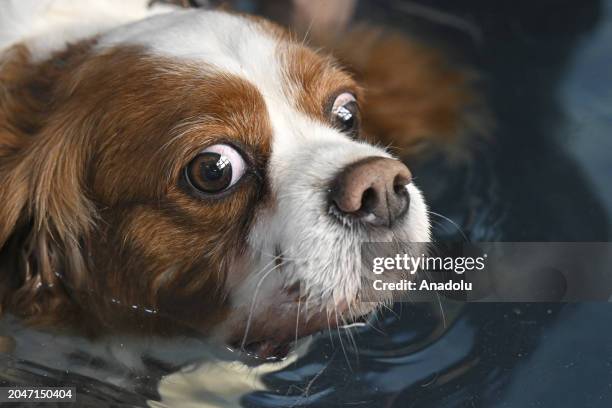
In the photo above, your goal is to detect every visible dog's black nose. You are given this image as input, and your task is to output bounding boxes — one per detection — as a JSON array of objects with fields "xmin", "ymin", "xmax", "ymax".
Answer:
[{"xmin": 329, "ymin": 157, "xmax": 411, "ymax": 227}]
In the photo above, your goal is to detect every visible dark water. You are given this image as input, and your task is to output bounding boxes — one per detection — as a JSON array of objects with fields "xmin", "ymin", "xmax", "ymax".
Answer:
[
  {"xmin": 240, "ymin": 0, "xmax": 612, "ymax": 406},
  {"xmin": 2, "ymin": 1, "xmax": 612, "ymax": 407}
]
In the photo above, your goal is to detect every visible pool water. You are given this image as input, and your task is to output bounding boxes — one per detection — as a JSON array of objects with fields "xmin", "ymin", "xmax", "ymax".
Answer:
[{"xmin": 2, "ymin": 0, "xmax": 612, "ymax": 407}]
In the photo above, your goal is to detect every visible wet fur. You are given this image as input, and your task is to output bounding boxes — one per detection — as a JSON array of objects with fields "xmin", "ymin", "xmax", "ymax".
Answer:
[{"xmin": 0, "ymin": 7, "xmax": 479, "ymax": 340}]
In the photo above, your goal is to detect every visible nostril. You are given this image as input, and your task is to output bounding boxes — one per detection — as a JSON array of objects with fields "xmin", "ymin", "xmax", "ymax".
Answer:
[
  {"xmin": 393, "ymin": 174, "xmax": 411, "ymax": 195},
  {"xmin": 360, "ymin": 187, "xmax": 378, "ymax": 214},
  {"xmin": 393, "ymin": 182, "xmax": 405, "ymax": 195}
]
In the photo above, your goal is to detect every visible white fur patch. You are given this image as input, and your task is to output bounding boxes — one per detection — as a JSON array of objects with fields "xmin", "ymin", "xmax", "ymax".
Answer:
[{"xmin": 0, "ymin": 0, "xmax": 175, "ymax": 59}]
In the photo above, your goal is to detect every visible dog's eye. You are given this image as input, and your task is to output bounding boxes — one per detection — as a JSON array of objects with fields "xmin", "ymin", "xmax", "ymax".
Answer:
[
  {"xmin": 185, "ymin": 144, "xmax": 246, "ymax": 194},
  {"xmin": 331, "ymin": 92, "xmax": 359, "ymax": 136}
]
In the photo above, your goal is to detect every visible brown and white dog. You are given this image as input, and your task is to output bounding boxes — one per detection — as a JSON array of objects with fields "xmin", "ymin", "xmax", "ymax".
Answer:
[{"xmin": 0, "ymin": 0, "xmax": 474, "ymax": 359}]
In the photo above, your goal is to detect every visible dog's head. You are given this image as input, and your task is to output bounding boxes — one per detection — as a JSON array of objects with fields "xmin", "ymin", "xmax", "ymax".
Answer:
[{"xmin": 0, "ymin": 10, "xmax": 429, "ymax": 358}]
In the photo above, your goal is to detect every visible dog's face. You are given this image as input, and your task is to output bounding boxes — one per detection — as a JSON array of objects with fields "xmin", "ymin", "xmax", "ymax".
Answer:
[{"xmin": 0, "ymin": 10, "xmax": 429, "ymax": 358}]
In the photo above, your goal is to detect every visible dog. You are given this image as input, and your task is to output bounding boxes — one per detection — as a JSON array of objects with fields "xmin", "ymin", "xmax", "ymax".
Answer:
[{"xmin": 0, "ymin": 0, "xmax": 476, "ymax": 360}]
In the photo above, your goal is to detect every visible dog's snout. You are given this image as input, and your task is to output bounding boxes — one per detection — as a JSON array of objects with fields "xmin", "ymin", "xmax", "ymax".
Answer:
[{"xmin": 329, "ymin": 157, "xmax": 412, "ymax": 227}]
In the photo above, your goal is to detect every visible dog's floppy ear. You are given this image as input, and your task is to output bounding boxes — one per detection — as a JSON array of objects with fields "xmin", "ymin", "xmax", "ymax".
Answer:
[
  {"xmin": 0, "ymin": 44, "xmax": 95, "ymax": 325},
  {"xmin": 0, "ymin": 46, "xmax": 35, "ymax": 248}
]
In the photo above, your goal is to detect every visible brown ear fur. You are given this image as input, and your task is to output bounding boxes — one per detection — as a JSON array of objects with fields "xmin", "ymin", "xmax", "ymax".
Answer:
[
  {"xmin": 0, "ymin": 44, "xmax": 95, "ymax": 329},
  {"xmin": 312, "ymin": 25, "xmax": 490, "ymax": 161}
]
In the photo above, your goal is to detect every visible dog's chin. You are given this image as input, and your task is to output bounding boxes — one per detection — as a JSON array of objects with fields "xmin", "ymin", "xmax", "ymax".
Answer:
[{"xmin": 225, "ymin": 298, "xmax": 378, "ymax": 361}]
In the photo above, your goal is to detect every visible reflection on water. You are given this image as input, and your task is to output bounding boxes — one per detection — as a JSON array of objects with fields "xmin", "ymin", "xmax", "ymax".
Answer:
[{"xmin": 2, "ymin": 0, "xmax": 612, "ymax": 406}]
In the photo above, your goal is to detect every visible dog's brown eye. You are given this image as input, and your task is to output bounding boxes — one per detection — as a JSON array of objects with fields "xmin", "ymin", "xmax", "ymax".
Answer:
[
  {"xmin": 331, "ymin": 92, "xmax": 359, "ymax": 137},
  {"xmin": 185, "ymin": 144, "xmax": 247, "ymax": 194}
]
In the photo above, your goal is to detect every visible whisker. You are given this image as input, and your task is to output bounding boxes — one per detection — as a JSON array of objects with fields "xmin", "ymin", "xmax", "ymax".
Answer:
[
  {"xmin": 341, "ymin": 315, "xmax": 359, "ymax": 363},
  {"xmin": 290, "ymin": 351, "xmax": 336, "ymax": 407},
  {"xmin": 334, "ymin": 305, "xmax": 352, "ymax": 371},
  {"xmin": 294, "ymin": 296, "xmax": 301, "ymax": 356},
  {"xmin": 300, "ymin": 14, "xmax": 315, "ymax": 46},
  {"xmin": 381, "ymin": 303, "xmax": 399, "ymax": 319},
  {"xmin": 240, "ymin": 255, "xmax": 284, "ymax": 350},
  {"xmin": 428, "ymin": 210, "xmax": 469, "ymax": 242},
  {"xmin": 435, "ymin": 291, "xmax": 447, "ymax": 329},
  {"xmin": 363, "ymin": 315, "xmax": 386, "ymax": 336},
  {"xmin": 325, "ymin": 308, "xmax": 335, "ymax": 347}
]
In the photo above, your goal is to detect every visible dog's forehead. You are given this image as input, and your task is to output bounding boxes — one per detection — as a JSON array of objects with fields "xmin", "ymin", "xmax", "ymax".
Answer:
[
  {"xmin": 98, "ymin": 10, "xmax": 283, "ymax": 86},
  {"xmin": 98, "ymin": 10, "xmax": 354, "ymax": 148}
]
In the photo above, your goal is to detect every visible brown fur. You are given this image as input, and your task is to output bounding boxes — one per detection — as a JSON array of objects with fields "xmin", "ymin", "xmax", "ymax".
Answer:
[
  {"xmin": 283, "ymin": 44, "xmax": 361, "ymax": 126},
  {"xmin": 0, "ymin": 43, "xmax": 274, "ymax": 336}
]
